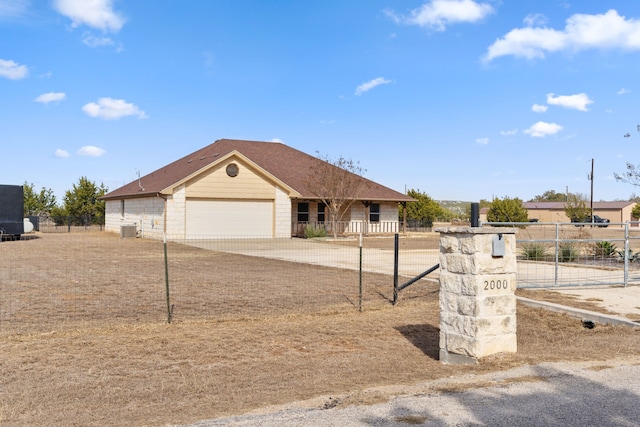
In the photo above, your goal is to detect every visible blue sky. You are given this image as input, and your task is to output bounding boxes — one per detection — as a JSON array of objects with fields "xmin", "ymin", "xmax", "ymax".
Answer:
[{"xmin": 2, "ymin": 0, "xmax": 640, "ymax": 203}]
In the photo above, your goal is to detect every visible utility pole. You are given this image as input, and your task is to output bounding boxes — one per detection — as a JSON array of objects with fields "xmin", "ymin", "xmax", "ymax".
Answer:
[{"xmin": 589, "ymin": 158, "xmax": 594, "ymax": 224}]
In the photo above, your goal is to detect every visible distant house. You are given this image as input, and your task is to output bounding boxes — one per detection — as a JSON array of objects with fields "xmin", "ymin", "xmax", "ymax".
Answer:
[
  {"xmin": 480, "ymin": 201, "xmax": 637, "ymax": 225},
  {"xmin": 101, "ymin": 139, "xmax": 415, "ymax": 239}
]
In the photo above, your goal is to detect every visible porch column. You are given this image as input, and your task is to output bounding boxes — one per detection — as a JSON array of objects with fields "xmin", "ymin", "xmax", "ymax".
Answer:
[{"xmin": 362, "ymin": 201, "xmax": 371, "ymax": 236}]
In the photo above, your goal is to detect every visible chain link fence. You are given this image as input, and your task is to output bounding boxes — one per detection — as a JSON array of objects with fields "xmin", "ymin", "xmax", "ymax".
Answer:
[{"xmin": 0, "ymin": 231, "xmax": 439, "ymax": 334}]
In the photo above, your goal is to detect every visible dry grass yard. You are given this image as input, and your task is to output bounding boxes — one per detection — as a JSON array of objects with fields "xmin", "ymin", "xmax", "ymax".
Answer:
[{"xmin": 1, "ymin": 233, "xmax": 639, "ymax": 426}]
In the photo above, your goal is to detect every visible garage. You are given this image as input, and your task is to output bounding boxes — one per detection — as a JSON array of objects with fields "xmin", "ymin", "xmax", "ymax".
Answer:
[{"xmin": 186, "ymin": 200, "xmax": 274, "ymax": 238}]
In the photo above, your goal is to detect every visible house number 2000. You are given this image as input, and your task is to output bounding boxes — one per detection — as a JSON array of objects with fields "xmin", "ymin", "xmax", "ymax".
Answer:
[{"xmin": 483, "ymin": 280, "xmax": 509, "ymax": 291}]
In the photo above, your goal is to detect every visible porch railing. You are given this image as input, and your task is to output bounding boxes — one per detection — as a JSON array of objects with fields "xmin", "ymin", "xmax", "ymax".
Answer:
[{"xmin": 292, "ymin": 221, "xmax": 402, "ymax": 237}]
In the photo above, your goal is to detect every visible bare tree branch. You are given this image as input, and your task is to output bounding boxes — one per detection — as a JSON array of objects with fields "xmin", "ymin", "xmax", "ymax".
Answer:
[{"xmin": 304, "ymin": 153, "xmax": 370, "ymax": 238}]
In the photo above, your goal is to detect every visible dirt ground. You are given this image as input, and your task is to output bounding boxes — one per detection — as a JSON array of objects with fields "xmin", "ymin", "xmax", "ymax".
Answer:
[{"xmin": 1, "ymin": 233, "xmax": 639, "ymax": 427}]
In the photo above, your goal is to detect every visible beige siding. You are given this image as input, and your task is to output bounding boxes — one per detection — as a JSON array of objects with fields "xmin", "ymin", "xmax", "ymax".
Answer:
[
  {"xmin": 166, "ymin": 185, "xmax": 186, "ymax": 237},
  {"xmin": 186, "ymin": 159, "xmax": 275, "ymax": 200},
  {"xmin": 274, "ymin": 186, "xmax": 291, "ymax": 238}
]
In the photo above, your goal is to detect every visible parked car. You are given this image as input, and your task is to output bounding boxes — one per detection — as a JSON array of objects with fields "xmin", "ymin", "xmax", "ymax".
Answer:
[{"xmin": 572, "ymin": 215, "xmax": 610, "ymax": 227}]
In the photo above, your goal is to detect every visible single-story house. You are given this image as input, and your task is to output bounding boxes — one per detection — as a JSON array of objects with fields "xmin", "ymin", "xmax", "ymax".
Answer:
[
  {"xmin": 480, "ymin": 201, "xmax": 637, "ymax": 225},
  {"xmin": 101, "ymin": 139, "xmax": 415, "ymax": 239}
]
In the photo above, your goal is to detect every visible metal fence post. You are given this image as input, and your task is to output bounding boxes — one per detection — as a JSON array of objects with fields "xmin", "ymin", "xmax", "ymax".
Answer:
[
  {"xmin": 164, "ymin": 233, "xmax": 173, "ymax": 323},
  {"xmin": 392, "ymin": 233, "xmax": 399, "ymax": 305},
  {"xmin": 358, "ymin": 233, "xmax": 363, "ymax": 312},
  {"xmin": 554, "ymin": 223, "xmax": 559, "ymax": 286},
  {"xmin": 624, "ymin": 221, "xmax": 629, "ymax": 287}
]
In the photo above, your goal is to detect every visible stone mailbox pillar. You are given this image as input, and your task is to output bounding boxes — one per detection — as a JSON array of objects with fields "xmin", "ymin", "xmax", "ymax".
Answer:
[{"xmin": 437, "ymin": 227, "xmax": 517, "ymax": 364}]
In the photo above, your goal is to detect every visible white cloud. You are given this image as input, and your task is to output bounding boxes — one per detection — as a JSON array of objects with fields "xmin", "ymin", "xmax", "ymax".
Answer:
[
  {"xmin": 77, "ymin": 145, "xmax": 106, "ymax": 157},
  {"xmin": 355, "ymin": 77, "xmax": 391, "ymax": 95},
  {"xmin": 386, "ymin": 0, "xmax": 493, "ymax": 31},
  {"xmin": 82, "ymin": 33, "xmax": 115, "ymax": 47},
  {"xmin": 523, "ymin": 13, "xmax": 547, "ymax": 27},
  {"xmin": 484, "ymin": 9, "xmax": 640, "ymax": 62},
  {"xmin": 270, "ymin": 138, "xmax": 283, "ymax": 143},
  {"xmin": 476, "ymin": 137, "xmax": 489, "ymax": 145},
  {"xmin": 546, "ymin": 92, "xmax": 593, "ymax": 111},
  {"xmin": 54, "ymin": 149, "xmax": 70, "ymax": 158},
  {"xmin": 500, "ymin": 129, "xmax": 518, "ymax": 136},
  {"xmin": 617, "ymin": 88, "xmax": 630, "ymax": 95},
  {"xmin": 524, "ymin": 121, "xmax": 563, "ymax": 137},
  {"xmin": 82, "ymin": 97, "xmax": 147, "ymax": 120},
  {"xmin": 531, "ymin": 103, "xmax": 548, "ymax": 113},
  {"xmin": 53, "ymin": 0, "xmax": 125, "ymax": 32},
  {"xmin": 0, "ymin": 58, "xmax": 28, "ymax": 79},
  {"xmin": 0, "ymin": 0, "xmax": 29, "ymax": 17},
  {"xmin": 34, "ymin": 92, "xmax": 66, "ymax": 103}
]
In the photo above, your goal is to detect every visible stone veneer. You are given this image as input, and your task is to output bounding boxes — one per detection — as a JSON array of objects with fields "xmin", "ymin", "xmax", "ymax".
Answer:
[{"xmin": 437, "ymin": 226, "xmax": 517, "ymax": 364}]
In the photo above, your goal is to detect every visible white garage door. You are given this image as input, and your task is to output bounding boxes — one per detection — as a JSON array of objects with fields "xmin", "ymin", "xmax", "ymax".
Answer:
[{"xmin": 186, "ymin": 200, "xmax": 273, "ymax": 238}]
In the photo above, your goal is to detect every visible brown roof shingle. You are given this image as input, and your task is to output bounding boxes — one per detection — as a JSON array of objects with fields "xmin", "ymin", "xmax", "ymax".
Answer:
[{"xmin": 102, "ymin": 139, "xmax": 414, "ymax": 202}]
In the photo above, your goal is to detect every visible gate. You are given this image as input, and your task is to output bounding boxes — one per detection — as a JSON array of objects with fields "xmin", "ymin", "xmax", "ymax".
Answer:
[
  {"xmin": 391, "ymin": 233, "xmax": 440, "ymax": 304},
  {"xmin": 486, "ymin": 221, "xmax": 640, "ymax": 288}
]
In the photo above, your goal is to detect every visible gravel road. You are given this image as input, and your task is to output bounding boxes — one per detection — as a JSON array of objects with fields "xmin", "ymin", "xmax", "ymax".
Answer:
[{"xmin": 183, "ymin": 358, "xmax": 640, "ymax": 427}]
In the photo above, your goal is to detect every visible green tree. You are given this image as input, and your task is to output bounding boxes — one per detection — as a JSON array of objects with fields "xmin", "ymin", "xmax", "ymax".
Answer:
[
  {"xmin": 564, "ymin": 194, "xmax": 590, "ymax": 222},
  {"xmin": 402, "ymin": 189, "xmax": 447, "ymax": 227},
  {"xmin": 632, "ymin": 204, "xmax": 640, "ymax": 219},
  {"xmin": 23, "ymin": 181, "xmax": 58, "ymax": 216},
  {"xmin": 486, "ymin": 196, "xmax": 528, "ymax": 223},
  {"xmin": 62, "ymin": 177, "xmax": 108, "ymax": 226},
  {"xmin": 529, "ymin": 190, "xmax": 568, "ymax": 202}
]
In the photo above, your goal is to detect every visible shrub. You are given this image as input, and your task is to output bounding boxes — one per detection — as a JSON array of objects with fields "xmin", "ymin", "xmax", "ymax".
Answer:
[
  {"xmin": 593, "ymin": 241, "xmax": 617, "ymax": 257},
  {"xmin": 520, "ymin": 243, "xmax": 548, "ymax": 261},
  {"xmin": 304, "ymin": 224, "xmax": 328, "ymax": 238},
  {"xmin": 558, "ymin": 242, "xmax": 579, "ymax": 262},
  {"xmin": 616, "ymin": 248, "xmax": 640, "ymax": 262}
]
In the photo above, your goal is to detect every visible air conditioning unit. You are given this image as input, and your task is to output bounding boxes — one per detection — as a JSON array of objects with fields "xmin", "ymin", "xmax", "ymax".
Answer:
[{"xmin": 120, "ymin": 225, "xmax": 137, "ymax": 238}]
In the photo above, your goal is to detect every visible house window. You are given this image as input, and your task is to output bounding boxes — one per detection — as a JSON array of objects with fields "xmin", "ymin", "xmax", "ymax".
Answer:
[
  {"xmin": 317, "ymin": 203, "xmax": 326, "ymax": 222},
  {"xmin": 369, "ymin": 203, "xmax": 380, "ymax": 223},
  {"xmin": 297, "ymin": 202, "xmax": 309, "ymax": 222}
]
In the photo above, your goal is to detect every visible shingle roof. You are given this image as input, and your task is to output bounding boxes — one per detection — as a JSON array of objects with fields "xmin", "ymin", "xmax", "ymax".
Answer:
[{"xmin": 102, "ymin": 139, "xmax": 414, "ymax": 202}]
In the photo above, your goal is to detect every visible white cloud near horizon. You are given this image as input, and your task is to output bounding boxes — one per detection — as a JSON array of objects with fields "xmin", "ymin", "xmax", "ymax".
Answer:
[
  {"xmin": 617, "ymin": 88, "xmax": 630, "ymax": 95},
  {"xmin": 77, "ymin": 145, "xmax": 106, "ymax": 157},
  {"xmin": 53, "ymin": 0, "xmax": 125, "ymax": 32},
  {"xmin": 0, "ymin": 58, "xmax": 28, "ymax": 79},
  {"xmin": 386, "ymin": 0, "xmax": 493, "ymax": 31},
  {"xmin": 54, "ymin": 149, "xmax": 70, "ymax": 158},
  {"xmin": 546, "ymin": 92, "xmax": 593, "ymax": 111},
  {"xmin": 500, "ymin": 129, "xmax": 518, "ymax": 136},
  {"xmin": 484, "ymin": 9, "xmax": 640, "ymax": 62},
  {"xmin": 355, "ymin": 77, "xmax": 391, "ymax": 95},
  {"xmin": 34, "ymin": 92, "xmax": 66, "ymax": 103},
  {"xmin": 476, "ymin": 137, "xmax": 489, "ymax": 145},
  {"xmin": 532, "ymin": 103, "xmax": 548, "ymax": 113},
  {"xmin": 524, "ymin": 121, "xmax": 563, "ymax": 137},
  {"xmin": 82, "ymin": 97, "xmax": 147, "ymax": 120}
]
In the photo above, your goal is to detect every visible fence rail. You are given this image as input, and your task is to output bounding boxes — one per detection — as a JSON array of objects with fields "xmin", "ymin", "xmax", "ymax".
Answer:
[{"xmin": 292, "ymin": 220, "xmax": 404, "ymax": 237}]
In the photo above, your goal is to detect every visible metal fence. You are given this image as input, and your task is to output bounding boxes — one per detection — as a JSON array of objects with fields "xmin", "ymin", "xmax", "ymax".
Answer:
[
  {"xmin": 485, "ymin": 221, "xmax": 640, "ymax": 288},
  {"xmin": 0, "ymin": 231, "xmax": 440, "ymax": 334}
]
